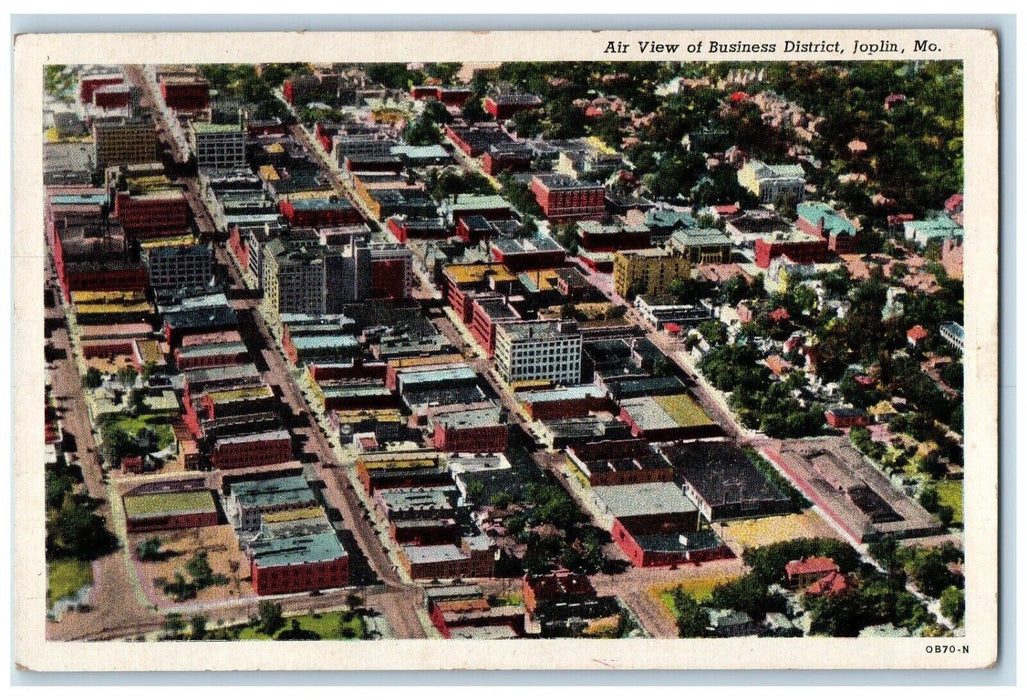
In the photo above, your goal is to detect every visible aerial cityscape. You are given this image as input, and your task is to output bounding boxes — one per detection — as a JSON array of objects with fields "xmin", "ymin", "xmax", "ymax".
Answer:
[{"xmin": 42, "ymin": 59, "xmax": 967, "ymax": 643}]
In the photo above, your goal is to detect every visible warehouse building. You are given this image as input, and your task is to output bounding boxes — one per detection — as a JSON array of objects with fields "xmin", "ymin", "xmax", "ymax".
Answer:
[{"xmin": 660, "ymin": 442, "xmax": 792, "ymax": 521}]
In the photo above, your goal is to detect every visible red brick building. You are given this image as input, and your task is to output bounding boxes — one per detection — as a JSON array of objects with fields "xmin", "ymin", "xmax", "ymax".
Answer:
[
  {"xmin": 210, "ymin": 430, "xmax": 293, "ymax": 471},
  {"xmin": 521, "ymin": 569, "xmax": 596, "ymax": 613},
  {"xmin": 93, "ymin": 85, "xmax": 132, "ymax": 110},
  {"xmin": 428, "ymin": 403, "xmax": 509, "ymax": 453},
  {"xmin": 159, "ymin": 76, "xmax": 211, "ymax": 111},
  {"xmin": 610, "ymin": 519, "xmax": 732, "ymax": 568},
  {"xmin": 279, "ymin": 197, "xmax": 363, "ymax": 228},
  {"xmin": 484, "ymin": 93, "xmax": 543, "ymax": 120},
  {"xmin": 390, "ymin": 518, "xmax": 461, "ymax": 546},
  {"xmin": 249, "ymin": 533, "xmax": 349, "ymax": 595},
  {"xmin": 410, "ymin": 85, "xmax": 473, "ymax": 106},
  {"xmin": 113, "ymin": 191, "xmax": 190, "ymax": 237},
  {"xmin": 518, "ymin": 386, "xmax": 612, "ymax": 420},
  {"xmin": 482, "ymin": 145, "xmax": 533, "ymax": 176},
  {"xmin": 468, "ymin": 294, "xmax": 519, "ymax": 357},
  {"xmin": 785, "ymin": 556, "xmax": 840, "ymax": 588},
  {"xmin": 489, "ymin": 232, "xmax": 568, "ymax": 272},
  {"xmin": 386, "ymin": 216, "xmax": 451, "ymax": 243},
  {"xmin": 122, "ymin": 488, "xmax": 219, "ymax": 533},
  {"xmin": 530, "ymin": 174, "xmax": 606, "ymax": 223},
  {"xmin": 80, "ymin": 73, "xmax": 124, "ymax": 104},
  {"xmin": 754, "ymin": 234, "xmax": 829, "ymax": 268},
  {"xmin": 824, "ymin": 406, "xmax": 870, "ymax": 429}
]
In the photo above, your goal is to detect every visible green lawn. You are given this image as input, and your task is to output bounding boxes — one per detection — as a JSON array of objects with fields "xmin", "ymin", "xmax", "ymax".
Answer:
[
  {"xmin": 655, "ymin": 574, "xmax": 739, "ymax": 617},
  {"xmin": 233, "ymin": 611, "xmax": 366, "ymax": 641},
  {"xmin": 47, "ymin": 558, "xmax": 93, "ymax": 608},
  {"xmin": 100, "ymin": 413, "xmax": 176, "ymax": 450},
  {"xmin": 935, "ymin": 480, "xmax": 964, "ymax": 525}
]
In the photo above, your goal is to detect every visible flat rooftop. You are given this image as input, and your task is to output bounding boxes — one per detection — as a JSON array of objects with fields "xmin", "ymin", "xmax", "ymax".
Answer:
[
  {"xmin": 230, "ymin": 475, "xmax": 314, "ymax": 509},
  {"xmin": 402, "ymin": 543, "xmax": 468, "ymax": 564},
  {"xmin": 123, "ymin": 490, "xmax": 217, "ymax": 519},
  {"xmin": 619, "ymin": 394, "xmax": 715, "ymax": 430},
  {"xmin": 593, "ymin": 482, "xmax": 699, "ymax": 519},
  {"xmin": 248, "ymin": 531, "xmax": 347, "ymax": 567},
  {"xmin": 661, "ymin": 442, "xmax": 789, "ymax": 507}
]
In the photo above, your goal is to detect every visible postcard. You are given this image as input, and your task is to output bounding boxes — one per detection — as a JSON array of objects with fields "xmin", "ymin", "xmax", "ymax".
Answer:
[{"xmin": 13, "ymin": 27, "xmax": 999, "ymax": 671}]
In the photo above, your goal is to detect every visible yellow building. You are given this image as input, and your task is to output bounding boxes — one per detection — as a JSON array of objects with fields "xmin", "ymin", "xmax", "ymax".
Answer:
[
  {"xmin": 92, "ymin": 120, "xmax": 158, "ymax": 170},
  {"xmin": 612, "ymin": 249, "xmax": 691, "ymax": 299}
]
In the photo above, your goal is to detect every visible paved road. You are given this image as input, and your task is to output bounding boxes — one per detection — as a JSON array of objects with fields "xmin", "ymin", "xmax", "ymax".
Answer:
[
  {"xmin": 44, "ymin": 268, "xmax": 164, "ymax": 641},
  {"xmin": 215, "ymin": 243, "xmax": 429, "ymax": 639}
]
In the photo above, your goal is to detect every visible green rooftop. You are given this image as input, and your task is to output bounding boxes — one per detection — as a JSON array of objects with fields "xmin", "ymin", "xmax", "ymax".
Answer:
[
  {"xmin": 123, "ymin": 490, "xmax": 217, "ymax": 518},
  {"xmin": 797, "ymin": 202, "xmax": 857, "ymax": 237},
  {"xmin": 654, "ymin": 393, "xmax": 716, "ymax": 427}
]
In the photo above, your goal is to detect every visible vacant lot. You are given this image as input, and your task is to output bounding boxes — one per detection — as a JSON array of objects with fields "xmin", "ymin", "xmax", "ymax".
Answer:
[
  {"xmin": 132, "ymin": 525, "xmax": 252, "ymax": 606},
  {"xmin": 652, "ymin": 572, "xmax": 742, "ymax": 616},
  {"xmin": 714, "ymin": 510, "xmax": 840, "ymax": 552}
]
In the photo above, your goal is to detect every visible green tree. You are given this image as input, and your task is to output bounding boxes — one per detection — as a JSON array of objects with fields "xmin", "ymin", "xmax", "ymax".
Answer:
[
  {"xmin": 462, "ymin": 96, "xmax": 488, "ymax": 122},
  {"xmin": 163, "ymin": 613, "xmax": 186, "ymax": 639},
  {"xmin": 673, "ymin": 590, "xmax": 707, "ymax": 638},
  {"xmin": 83, "ymin": 368, "xmax": 103, "ymax": 389},
  {"xmin": 53, "ymin": 495, "xmax": 118, "ymax": 560},
  {"xmin": 940, "ymin": 586, "xmax": 965, "ymax": 626},
  {"xmin": 404, "ymin": 112, "xmax": 442, "ymax": 146},
  {"xmin": 696, "ymin": 320, "xmax": 728, "ymax": 346},
  {"xmin": 185, "ymin": 550, "xmax": 215, "ymax": 586},
  {"xmin": 258, "ymin": 600, "xmax": 284, "ymax": 635},
  {"xmin": 117, "ymin": 366, "xmax": 138, "ymax": 388},
  {"xmin": 907, "ymin": 548, "xmax": 955, "ymax": 598},
  {"xmin": 136, "ymin": 536, "xmax": 163, "ymax": 561},
  {"xmin": 190, "ymin": 614, "xmax": 208, "ymax": 641}
]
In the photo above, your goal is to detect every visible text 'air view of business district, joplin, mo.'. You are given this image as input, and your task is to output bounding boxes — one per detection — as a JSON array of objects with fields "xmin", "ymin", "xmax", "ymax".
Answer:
[{"xmin": 41, "ymin": 59, "xmax": 967, "ymax": 644}]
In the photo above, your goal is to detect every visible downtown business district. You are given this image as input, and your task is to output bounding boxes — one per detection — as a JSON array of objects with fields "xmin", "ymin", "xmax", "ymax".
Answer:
[{"xmin": 42, "ymin": 61, "xmax": 966, "ymax": 642}]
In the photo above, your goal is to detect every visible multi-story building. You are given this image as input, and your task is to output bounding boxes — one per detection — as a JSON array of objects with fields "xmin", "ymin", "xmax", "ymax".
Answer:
[
  {"xmin": 493, "ymin": 319, "xmax": 583, "ymax": 386},
  {"xmin": 427, "ymin": 402, "xmax": 508, "ymax": 454},
  {"xmin": 796, "ymin": 202, "xmax": 859, "ymax": 254},
  {"xmin": 144, "ymin": 244, "xmax": 214, "ymax": 292},
  {"xmin": 484, "ymin": 93, "xmax": 543, "ymax": 120},
  {"xmin": 226, "ymin": 475, "xmax": 318, "ymax": 532},
  {"xmin": 530, "ymin": 174, "xmax": 606, "ymax": 223},
  {"xmin": 159, "ymin": 74, "xmax": 210, "ymax": 111},
  {"xmin": 737, "ymin": 160, "xmax": 806, "ymax": 204},
  {"xmin": 667, "ymin": 228, "xmax": 733, "ymax": 264},
  {"xmin": 189, "ymin": 121, "xmax": 246, "ymax": 171},
  {"xmin": 577, "ymin": 220, "xmax": 652, "ymax": 253},
  {"xmin": 80, "ymin": 73, "xmax": 124, "ymax": 104},
  {"xmin": 248, "ymin": 530, "xmax": 349, "ymax": 595},
  {"xmin": 210, "ymin": 429, "xmax": 293, "ymax": 471},
  {"xmin": 753, "ymin": 230, "xmax": 828, "ymax": 269},
  {"xmin": 489, "ymin": 231, "xmax": 567, "ymax": 272},
  {"xmin": 369, "ymin": 242, "xmax": 414, "ymax": 300},
  {"xmin": 261, "ymin": 237, "xmax": 328, "ymax": 325},
  {"xmin": 940, "ymin": 321, "xmax": 965, "ymax": 354},
  {"xmin": 612, "ymin": 248, "xmax": 691, "ymax": 299},
  {"xmin": 92, "ymin": 119, "xmax": 158, "ymax": 170}
]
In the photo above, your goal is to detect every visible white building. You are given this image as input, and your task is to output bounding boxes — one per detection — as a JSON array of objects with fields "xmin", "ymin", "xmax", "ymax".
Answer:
[
  {"xmin": 493, "ymin": 320, "xmax": 582, "ymax": 386},
  {"xmin": 737, "ymin": 160, "xmax": 806, "ymax": 204}
]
